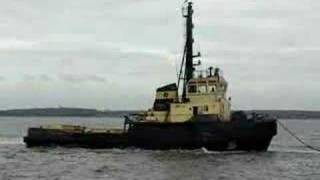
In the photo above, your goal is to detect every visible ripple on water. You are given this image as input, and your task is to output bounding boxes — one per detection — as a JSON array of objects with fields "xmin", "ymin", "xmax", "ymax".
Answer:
[
  {"xmin": 0, "ymin": 119, "xmax": 320, "ymax": 179},
  {"xmin": 0, "ymin": 145, "xmax": 319, "ymax": 180}
]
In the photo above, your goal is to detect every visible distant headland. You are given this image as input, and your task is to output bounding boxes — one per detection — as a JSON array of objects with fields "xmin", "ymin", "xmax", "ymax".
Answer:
[
  {"xmin": 0, "ymin": 107, "xmax": 319, "ymax": 119},
  {"xmin": 0, "ymin": 108, "xmax": 138, "ymax": 117}
]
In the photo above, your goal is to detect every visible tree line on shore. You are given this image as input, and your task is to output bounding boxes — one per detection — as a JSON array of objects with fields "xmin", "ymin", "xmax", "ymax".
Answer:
[{"xmin": 0, "ymin": 107, "xmax": 319, "ymax": 119}]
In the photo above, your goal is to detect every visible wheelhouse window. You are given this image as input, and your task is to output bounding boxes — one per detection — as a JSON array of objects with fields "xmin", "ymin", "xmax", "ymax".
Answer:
[{"xmin": 188, "ymin": 85, "xmax": 197, "ymax": 93}]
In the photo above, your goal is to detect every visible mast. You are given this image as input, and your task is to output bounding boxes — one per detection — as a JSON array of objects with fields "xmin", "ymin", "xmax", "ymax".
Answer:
[
  {"xmin": 184, "ymin": 2, "xmax": 194, "ymax": 83},
  {"xmin": 180, "ymin": 2, "xmax": 200, "ymax": 101}
]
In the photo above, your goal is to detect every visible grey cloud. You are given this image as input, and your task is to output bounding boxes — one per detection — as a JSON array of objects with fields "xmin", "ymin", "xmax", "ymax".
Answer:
[
  {"xmin": 0, "ymin": 0, "xmax": 319, "ymax": 110},
  {"xmin": 59, "ymin": 73, "xmax": 107, "ymax": 83},
  {"xmin": 23, "ymin": 74, "xmax": 35, "ymax": 81},
  {"xmin": 39, "ymin": 74, "xmax": 53, "ymax": 82},
  {"xmin": 23, "ymin": 74, "xmax": 54, "ymax": 82}
]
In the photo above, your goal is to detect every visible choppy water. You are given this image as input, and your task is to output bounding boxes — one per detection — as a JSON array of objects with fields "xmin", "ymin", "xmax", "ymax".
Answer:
[{"xmin": 0, "ymin": 117, "xmax": 319, "ymax": 180}]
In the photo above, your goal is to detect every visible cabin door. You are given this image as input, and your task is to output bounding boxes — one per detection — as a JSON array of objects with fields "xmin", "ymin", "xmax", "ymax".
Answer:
[{"xmin": 193, "ymin": 106, "xmax": 198, "ymax": 116}]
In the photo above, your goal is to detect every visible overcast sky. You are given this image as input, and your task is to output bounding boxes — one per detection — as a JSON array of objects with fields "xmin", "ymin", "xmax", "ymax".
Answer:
[{"xmin": 0, "ymin": 0, "xmax": 319, "ymax": 110}]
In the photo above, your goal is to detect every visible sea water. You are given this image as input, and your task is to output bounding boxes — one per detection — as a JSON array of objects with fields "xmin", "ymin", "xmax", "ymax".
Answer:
[{"xmin": 0, "ymin": 117, "xmax": 319, "ymax": 180}]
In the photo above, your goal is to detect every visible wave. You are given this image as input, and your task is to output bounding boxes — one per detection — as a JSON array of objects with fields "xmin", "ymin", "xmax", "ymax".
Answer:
[
  {"xmin": 201, "ymin": 147, "xmax": 249, "ymax": 155},
  {"xmin": 269, "ymin": 147, "xmax": 320, "ymax": 154},
  {"xmin": 0, "ymin": 137, "xmax": 24, "ymax": 145}
]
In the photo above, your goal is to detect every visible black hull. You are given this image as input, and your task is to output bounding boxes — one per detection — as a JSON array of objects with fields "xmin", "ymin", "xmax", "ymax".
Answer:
[
  {"xmin": 24, "ymin": 119, "xmax": 277, "ymax": 151},
  {"xmin": 24, "ymin": 128, "xmax": 128, "ymax": 149},
  {"xmin": 127, "ymin": 120, "xmax": 276, "ymax": 151}
]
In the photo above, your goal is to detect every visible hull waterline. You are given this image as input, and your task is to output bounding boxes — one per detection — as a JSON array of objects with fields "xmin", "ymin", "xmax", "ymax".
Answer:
[{"xmin": 24, "ymin": 119, "xmax": 277, "ymax": 151}]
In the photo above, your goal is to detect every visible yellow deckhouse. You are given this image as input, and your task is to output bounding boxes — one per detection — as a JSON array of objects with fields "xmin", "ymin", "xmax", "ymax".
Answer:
[{"xmin": 144, "ymin": 67, "xmax": 231, "ymax": 123}]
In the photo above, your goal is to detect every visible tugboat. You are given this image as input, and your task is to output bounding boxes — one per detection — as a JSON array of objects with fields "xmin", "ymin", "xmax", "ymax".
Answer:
[{"xmin": 24, "ymin": 1, "xmax": 277, "ymax": 151}]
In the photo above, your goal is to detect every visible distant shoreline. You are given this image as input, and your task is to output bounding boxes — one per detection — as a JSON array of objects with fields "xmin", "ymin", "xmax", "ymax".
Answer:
[
  {"xmin": 0, "ymin": 108, "xmax": 139, "ymax": 118},
  {"xmin": 0, "ymin": 107, "xmax": 319, "ymax": 119}
]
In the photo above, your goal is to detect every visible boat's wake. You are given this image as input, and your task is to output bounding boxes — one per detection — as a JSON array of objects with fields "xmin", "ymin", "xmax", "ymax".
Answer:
[
  {"xmin": 0, "ymin": 137, "xmax": 24, "ymax": 145},
  {"xmin": 201, "ymin": 147, "xmax": 248, "ymax": 155},
  {"xmin": 269, "ymin": 148, "xmax": 320, "ymax": 154}
]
